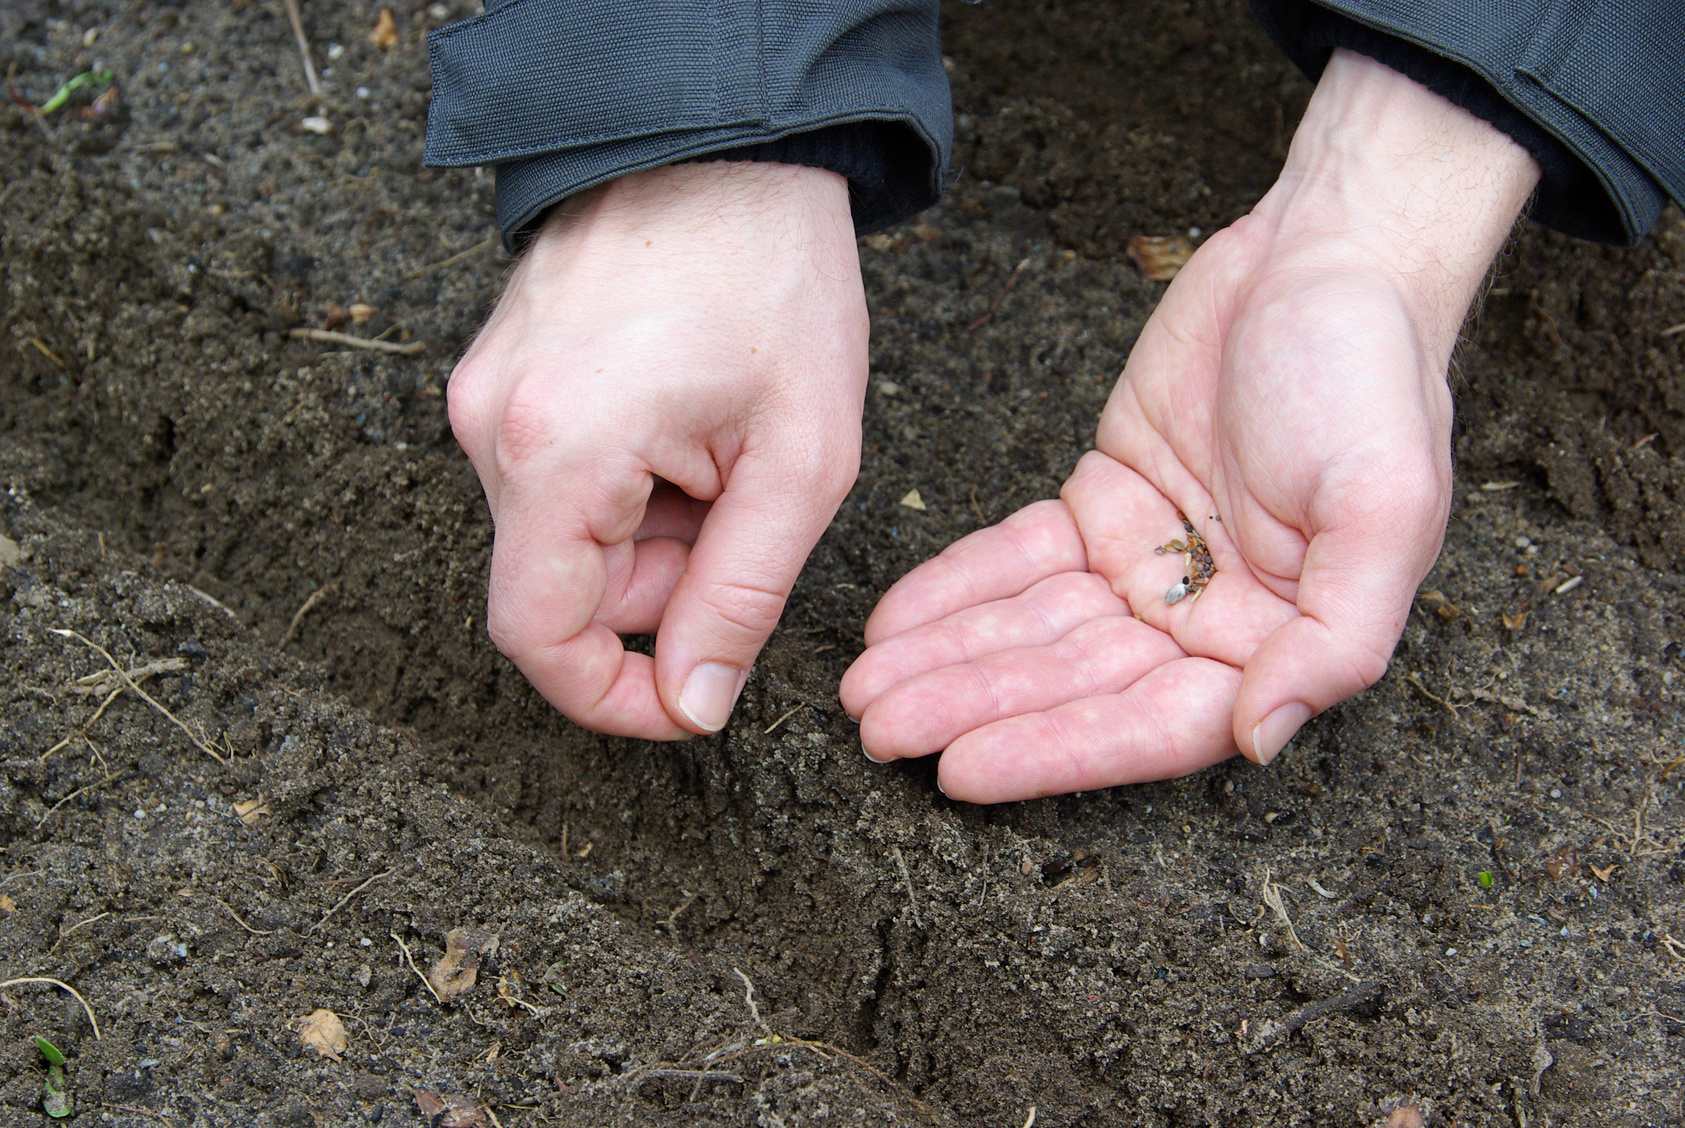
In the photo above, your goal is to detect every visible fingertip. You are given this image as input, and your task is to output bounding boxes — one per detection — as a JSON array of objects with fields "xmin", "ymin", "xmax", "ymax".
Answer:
[
  {"xmin": 676, "ymin": 661, "xmax": 747, "ymax": 733},
  {"xmin": 1246, "ymin": 700, "xmax": 1313, "ymax": 765}
]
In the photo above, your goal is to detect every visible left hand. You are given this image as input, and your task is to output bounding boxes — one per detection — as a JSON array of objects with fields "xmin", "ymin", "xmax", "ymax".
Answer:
[{"xmin": 840, "ymin": 50, "xmax": 1540, "ymax": 802}]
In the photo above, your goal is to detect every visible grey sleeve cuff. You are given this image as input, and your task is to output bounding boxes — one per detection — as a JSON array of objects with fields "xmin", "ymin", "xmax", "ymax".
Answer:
[
  {"xmin": 423, "ymin": 0, "xmax": 953, "ymax": 252},
  {"xmin": 1249, "ymin": 0, "xmax": 1685, "ymax": 246}
]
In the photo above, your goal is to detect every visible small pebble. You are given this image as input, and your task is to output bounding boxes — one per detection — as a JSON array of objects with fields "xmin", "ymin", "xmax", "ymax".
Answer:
[
  {"xmin": 356, "ymin": 85, "xmax": 371, "ymax": 99},
  {"xmin": 301, "ymin": 116, "xmax": 332, "ymax": 135},
  {"xmin": 1550, "ymin": 788, "xmax": 1562, "ymax": 799},
  {"xmin": 428, "ymin": 1, "xmax": 451, "ymax": 17},
  {"xmin": 327, "ymin": 42, "xmax": 346, "ymax": 60},
  {"xmin": 1515, "ymin": 535, "xmax": 1531, "ymax": 548}
]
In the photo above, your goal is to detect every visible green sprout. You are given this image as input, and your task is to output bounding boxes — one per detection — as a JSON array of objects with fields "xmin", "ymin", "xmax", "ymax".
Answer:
[
  {"xmin": 39, "ymin": 70, "xmax": 114, "ymax": 115},
  {"xmin": 34, "ymin": 1036, "xmax": 72, "ymax": 1118},
  {"xmin": 1478, "ymin": 870, "xmax": 1495, "ymax": 889}
]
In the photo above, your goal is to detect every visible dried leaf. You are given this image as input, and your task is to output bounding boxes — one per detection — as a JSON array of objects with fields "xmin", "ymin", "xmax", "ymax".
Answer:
[
  {"xmin": 1416, "ymin": 590, "xmax": 1461, "ymax": 623},
  {"xmin": 1126, "ymin": 235, "xmax": 1193, "ymax": 282},
  {"xmin": 1382, "ymin": 1105, "xmax": 1425, "ymax": 1128},
  {"xmin": 414, "ymin": 1089, "xmax": 485, "ymax": 1127},
  {"xmin": 898, "ymin": 489, "xmax": 926, "ymax": 511},
  {"xmin": 429, "ymin": 928, "xmax": 499, "ymax": 1001},
  {"xmin": 298, "ymin": 1008, "xmax": 348, "ymax": 1060},
  {"xmin": 0, "ymin": 893, "xmax": 14, "ymax": 917},
  {"xmin": 0, "ymin": 534, "xmax": 19, "ymax": 567},
  {"xmin": 348, "ymin": 303, "xmax": 376, "ymax": 324},
  {"xmin": 369, "ymin": 8, "xmax": 399, "ymax": 50},
  {"xmin": 1545, "ymin": 845, "xmax": 1580, "ymax": 882},
  {"xmin": 1588, "ymin": 862, "xmax": 1617, "ymax": 882},
  {"xmin": 234, "ymin": 797, "xmax": 271, "ymax": 825},
  {"xmin": 1500, "ymin": 608, "xmax": 1529, "ymax": 633}
]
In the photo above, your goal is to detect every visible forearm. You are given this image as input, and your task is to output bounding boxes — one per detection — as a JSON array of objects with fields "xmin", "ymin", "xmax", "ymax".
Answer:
[{"xmin": 1252, "ymin": 49, "xmax": 1541, "ymax": 351}]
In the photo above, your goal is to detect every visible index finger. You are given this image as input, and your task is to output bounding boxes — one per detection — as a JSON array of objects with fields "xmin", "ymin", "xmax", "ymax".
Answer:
[{"xmin": 486, "ymin": 479, "xmax": 689, "ymax": 740}]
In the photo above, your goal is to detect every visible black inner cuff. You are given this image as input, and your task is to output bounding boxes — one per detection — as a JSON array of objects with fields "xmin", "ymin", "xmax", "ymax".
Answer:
[{"xmin": 685, "ymin": 120, "xmax": 932, "ymax": 235}]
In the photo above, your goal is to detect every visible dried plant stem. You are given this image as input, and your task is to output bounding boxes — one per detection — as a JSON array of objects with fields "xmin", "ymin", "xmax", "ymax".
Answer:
[{"xmin": 1, "ymin": 976, "xmax": 101, "ymax": 1039}]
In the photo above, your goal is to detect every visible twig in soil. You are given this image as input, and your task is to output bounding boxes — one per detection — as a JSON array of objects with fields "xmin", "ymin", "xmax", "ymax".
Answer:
[
  {"xmin": 28, "ymin": 337, "xmax": 72, "ymax": 374},
  {"xmin": 967, "ymin": 257, "xmax": 1031, "ymax": 331},
  {"xmin": 49, "ymin": 629, "xmax": 228, "ymax": 765},
  {"xmin": 278, "ymin": 0, "xmax": 324, "ymax": 99},
  {"xmin": 394, "ymin": 932, "xmax": 445, "ymax": 1004},
  {"xmin": 282, "ymin": 582, "xmax": 337, "ymax": 646},
  {"xmin": 661, "ymin": 892, "xmax": 698, "ymax": 935},
  {"xmin": 48, "ymin": 911, "xmax": 113, "ymax": 956},
  {"xmin": 1404, "ymin": 672, "xmax": 1458, "ymax": 718},
  {"xmin": 185, "ymin": 585, "xmax": 242, "ymax": 624},
  {"xmin": 763, "ymin": 703, "xmax": 805, "ymax": 735},
  {"xmin": 308, "ymin": 867, "xmax": 393, "ymax": 934},
  {"xmin": 1243, "ymin": 979, "xmax": 1383, "ymax": 1054},
  {"xmin": 36, "ymin": 772, "xmax": 120, "ymax": 828},
  {"xmin": 1661, "ymin": 322, "xmax": 1685, "ymax": 338},
  {"xmin": 213, "ymin": 896, "xmax": 275, "ymax": 936},
  {"xmin": 0, "ymin": 976, "xmax": 101, "ymax": 1039},
  {"xmin": 733, "ymin": 967, "xmax": 771, "ymax": 1038},
  {"xmin": 1022, "ymin": 1108, "xmax": 1037, "ymax": 1128},
  {"xmin": 1259, "ymin": 868, "xmax": 1306, "ymax": 952},
  {"xmin": 288, "ymin": 327, "xmax": 426, "ymax": 355},
  {"xmin": 409, "ymin": 235, "xmax": 498, "ymax": 279},
  {"xmin": 890, "ymin": 844, "xmax": 924, "ymax": 929}
]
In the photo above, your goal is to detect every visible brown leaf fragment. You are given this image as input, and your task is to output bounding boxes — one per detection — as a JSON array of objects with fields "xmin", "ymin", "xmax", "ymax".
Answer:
[
  {"xmin": 1500, "ymin": 608, "xmax": 1528, "ymax": 633},
  {"xmin": 1416, "ymin": 590, "xmax": 1461, "ymax": 622},
  {"xmin": 1545, "ymin": 845, "xmax": 1579, "ymax": 881},
  {"xmin": 0, "ymin": 893, "xmax": 14, "ymax": 918},
  {"xmin": 298, "ymin": 1008, "xmax": 348, "ymax": 1060},
  {"xmin": 1588, "ymin": 862, "xmax": 1617, "ymax": 882},
  {"xmin": 414, "ymin": 1090, "xmax": 485, "ymax": 1127},
  {"xmin": 348, "ymin": 302, "xmax": 376, "ymax": 325},
  {"xmin": 369, "ymin": 8, "xmax": 399, "ymax": 50},
  {"xmin": 1126, "ymin": 235, "xmax": 1193, "ymax": 282},
  {"xmin": 1383, "ymin": 1105, "xmax": 1426, "ymax": 1128},
  {"xmin": 429, "ymin": 928, "xmax": 499, "ymax": 1001},
  {"xmin": 234, "ymin": 797, "xmax": 271, "ymax": 825}
]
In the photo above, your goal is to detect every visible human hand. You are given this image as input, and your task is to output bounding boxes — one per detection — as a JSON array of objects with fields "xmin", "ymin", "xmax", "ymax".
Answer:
[
  {"xmin": 448, "ymin": 162, "xmax": 867, "ymax": 738},
  {"xmin": 841, "ymin": 50, "xmax": 1539, "ymax": 801}
]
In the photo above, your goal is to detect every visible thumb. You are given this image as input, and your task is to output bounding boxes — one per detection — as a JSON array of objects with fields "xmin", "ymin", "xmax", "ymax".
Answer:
[
  {"xmin": 1232, "ymin": 492, "xmax": 1445, "ymax": 765},
  {"xmin": 656, "ymin": 442, "xmax": 856, "ymax": 733}
]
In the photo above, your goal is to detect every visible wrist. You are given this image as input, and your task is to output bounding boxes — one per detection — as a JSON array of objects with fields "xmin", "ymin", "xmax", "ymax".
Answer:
[
  {"xmin": 1252, "ymin": 49, "xmax": 1540, "ymax": 350},
  {"xmin": 534, "ymin": 161, "xmax": 853, "ymax": 256}
]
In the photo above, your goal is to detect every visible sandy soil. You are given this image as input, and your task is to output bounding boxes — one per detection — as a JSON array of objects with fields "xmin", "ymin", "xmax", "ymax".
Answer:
[{"xmin": 2, "ymin": 0, "xmax": 1683, "ymax": 1125}]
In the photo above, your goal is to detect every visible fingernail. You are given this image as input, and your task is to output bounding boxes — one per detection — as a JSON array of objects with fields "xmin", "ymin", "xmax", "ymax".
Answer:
[
  {"xmin": 1251, "ymin": 702, "xmax": 1313, "ymax": 765},
  {"xmin": 862, "ymin": 739, "xmax": 891, "ymax": 764},
  {"xmin": 844, "ymin": 710, "xmax": 860, "ymax": 724},
  {"xmin": 678, "ymin": 662, "xmax": 745, "ymax": 733}
]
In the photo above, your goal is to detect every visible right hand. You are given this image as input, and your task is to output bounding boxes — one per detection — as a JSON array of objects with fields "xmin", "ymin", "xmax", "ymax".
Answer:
[{"xmin": 447, "ymin": 162, "xmax": 868, "ymax": 738}]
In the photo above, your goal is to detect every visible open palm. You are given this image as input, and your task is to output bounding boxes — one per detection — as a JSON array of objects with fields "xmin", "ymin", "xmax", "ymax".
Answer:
[{"xmin": 841, "ymin": 215, "xmax": 1457, "ymax": 802}]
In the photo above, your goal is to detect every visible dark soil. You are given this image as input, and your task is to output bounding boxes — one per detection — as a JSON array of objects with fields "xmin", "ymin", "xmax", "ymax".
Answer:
[{"xmin": 3, "ymin": 1, "xmax": 1683, "ymax": 1125}]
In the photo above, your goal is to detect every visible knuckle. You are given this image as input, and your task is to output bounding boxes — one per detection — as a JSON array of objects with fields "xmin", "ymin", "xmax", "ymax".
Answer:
[
  {"xmin": 699, "ymin": 577, "xmax": 788, "ymax": 640},
  {"xmin": 489, "ymin": 388, "xmax": 561, "ymax": 480}
]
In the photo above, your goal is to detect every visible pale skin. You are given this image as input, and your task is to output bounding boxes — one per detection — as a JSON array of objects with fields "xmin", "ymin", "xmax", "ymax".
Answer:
[{"xmin": 449, "ymin": 50, "xmax": 1540, "ymax": 798}]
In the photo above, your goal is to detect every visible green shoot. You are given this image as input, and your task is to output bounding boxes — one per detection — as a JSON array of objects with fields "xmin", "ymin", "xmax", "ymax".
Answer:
[
  {"xmin": 33, "ymin": 1036, "xmax": 66, "ymax": 1067},
  {"xmin": 40, "ymin": 70, "xmax": 114, "ymax": 115}
]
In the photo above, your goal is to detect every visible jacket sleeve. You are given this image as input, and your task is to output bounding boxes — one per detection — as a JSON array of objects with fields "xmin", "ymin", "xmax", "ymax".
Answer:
[
  {"xmin": 423, "ymin": 0, "xmax": 952, "ymax": 252},
  {"xmin": 1249, "ymin": 0, "xmax": 1685, "ymax": 246}
]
